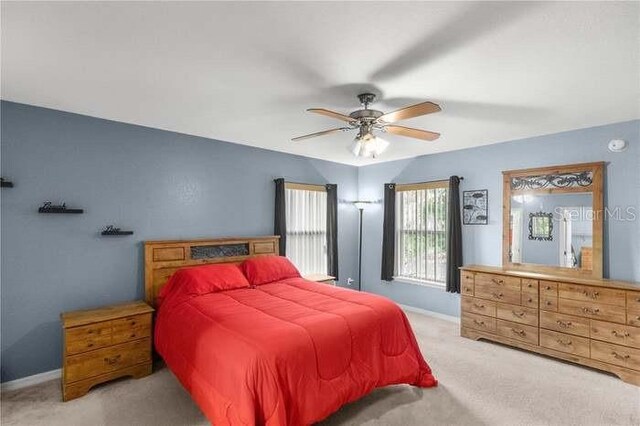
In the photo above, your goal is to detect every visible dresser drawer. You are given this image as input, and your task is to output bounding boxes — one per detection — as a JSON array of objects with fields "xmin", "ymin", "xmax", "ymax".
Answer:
[
  {"xmin": 627, "ymin": 292, "xmax": 640, "ymax": 311},
  {"xmin": 64, "ymin": 338, "xmax": 151, "ymax": 383},
  {"xmin": 591, "ymin": 340, "xmax": 640, "ymax": 370},
  {"xmin": 461, "ymin": 296, "xmax": 496, "ymax": 317},
  {"xmin": 541, "ymin": 295, "xmax": 558, "ymax": 312},
  {"xmin": 539, "ymin": 311, "xmax": 590, "ymax": 337},
  {"xmin": 558, "ymin": 299, "xmax": 626, "ymax": 324},
  {"xmin": 462, "ymin": 312, "xmax": 496, "ymax": 333},
  {"xmin": 475, "ymin": 283, "xmax": 521, "ymax": 305},
  {"xmin": 540, "ymin": 329, "xmax": 590, "ymax": 358},
  {"xmin": 558, "ymin": 283, "xmax": 626, "ymax": 307},
  {"xmin": 628, "ymin": 311, "xmax": 640, "ymax": 327},
  {"xmin": 461, "ymin": 271, "xmax": 474, "ymax": 296},
  {"xmin": 475, "ymin": 273, "xmax": 521, "ymax": 291},
  {"xmin": 65, "ymin": 321, "xmax": 112, "ymax": 355},
  {"xmin": 591, "ymin": 319, "xmax": 640, "ymax": 349},
  {"xmin": 540, "ymin": 281, "xmax": 558, "ymax": 296},
  {"xmin": 521, "ymin": 292, "xmax": 539, "ymax": 309},
  {"xmin": 522, "ymin": 279, "xmax": 539, "ymax": 293},
  {"xmin": 497, "ymin": 303, "xmax": 538, "ymax": 326},
  {"xmin": 496, "ymin": 319, "xmax": 538, "ymax": 345}
]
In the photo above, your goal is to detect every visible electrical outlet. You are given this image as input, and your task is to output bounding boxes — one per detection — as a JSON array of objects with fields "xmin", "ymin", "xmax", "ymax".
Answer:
[{"xmin": 347, "ymin": 278, "xmax": 354, "ymax": 286}]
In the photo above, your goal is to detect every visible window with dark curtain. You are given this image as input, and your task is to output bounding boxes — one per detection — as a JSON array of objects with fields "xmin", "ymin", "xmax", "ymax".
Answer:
[
  {"xmin": 326, "ymin": 184, "xmax": 339, "ymax": 279},
  {"xmin": 381, "ymin": 183, "xmax": 396, "ymax": 281},
  {"xmin": 446, "ymin": 176, "xmax": 463, "ymax": 293}
]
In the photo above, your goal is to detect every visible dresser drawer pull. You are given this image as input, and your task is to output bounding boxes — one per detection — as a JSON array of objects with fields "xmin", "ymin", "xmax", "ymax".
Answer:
[
  {"xmin": 582, "ymin": 290, "xmax": 599, "ymax": 299},
  {"xmin": 581, "ymin": 307, "xmax": 599, "ymax": 315},
  {"xmin": 130, "ymin": 333, "xmax": 137, "ymax": 338},
  {"xmin": 545, "ymin": 301, "xmax": 554, "ymax": 306},
  {"xmin": 103, "ymin": 355, "xmax": 121, "ymax": 365},
  {"xmin": 556, "ymin": 320, "xmax": 572, "ymax": 328},
  {"xmin": 87, "ymin": 343, "xmax": 94, "ymax": 348},
  {"xmin": 510, "ymin": 328, "xmax": 526, "ymax": 337},
  {"xmin": 472, "ymin": 303, "xmax": 486, "ymax": 309},
  {"xmin": 545, "ymin": 285, "xmax": 553, "ymax": 291},
  {"xmin": 556, "ymin": 338, "xmax": 573, "ymax": 346},
  {"xmin": 611, "ymin": 351, "xmax": 630, "ymax": 361},
  {"xmin": 512, "ymin": 310, "xmax": 525, "ymax": 318},
  {"xmin": 464, "ymin": 286, "xmax": 472, "ymax": 292},
  {"xmin": 526, "ymin": 297, "xmax": 534, "ymax": 303},
  {"xmin": 491, "ymin": 278, "xmax": 504, "ymax": 285},
  {"xmin": 473, "ymin": 319, "xmax": 486, "ymax": 327},
  {"xmin": 492, "ymin": 292, "xmax": 504, "ymax": 299},
  {"xmin": 611, "ymin": 330, "xmax": 630, "ymax": 338},
  {"xmin": 526, "ymin": 283, "xmax": 534, "ymax": 288},
  {"xmin": 465, "ymin": 275, "xmax": 472, "ymax": 280}
]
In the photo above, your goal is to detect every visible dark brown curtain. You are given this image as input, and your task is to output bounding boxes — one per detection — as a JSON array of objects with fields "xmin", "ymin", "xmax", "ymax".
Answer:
[
  {"xmin": 446, "ymin": 176, "xmax": 463, "ymax": 293},
  {"xmin": 274, "ymin": 178, "xmax": 286, "ymax": 255},
  {"xmin": 381, "ymin": 183, "xmax": 396, "ymax": 281},
  {"xmin": 326, "ymin": 184, "xmax": 339, "ymax": 279}
]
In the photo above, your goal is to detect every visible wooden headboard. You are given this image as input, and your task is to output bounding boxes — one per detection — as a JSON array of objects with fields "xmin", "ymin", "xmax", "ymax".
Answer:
[{"xmin": 144, "ymin": 235, "xmax": 280, "ymax": 307}]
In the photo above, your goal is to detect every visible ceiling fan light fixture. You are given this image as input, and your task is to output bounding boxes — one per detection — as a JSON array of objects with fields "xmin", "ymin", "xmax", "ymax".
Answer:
[{"xmin": 350, "ymin": 134, "xmax": 389, "ymax": 158}]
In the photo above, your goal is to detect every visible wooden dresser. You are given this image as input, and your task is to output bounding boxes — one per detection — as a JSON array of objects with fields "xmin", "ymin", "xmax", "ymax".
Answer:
[
  {"xmin": 61, "ymin": 301, "xmax": 154, "ymax": 401},
  {"xmin": 460, "ymin": 265, "xmax": 640, "ymax": 386}
]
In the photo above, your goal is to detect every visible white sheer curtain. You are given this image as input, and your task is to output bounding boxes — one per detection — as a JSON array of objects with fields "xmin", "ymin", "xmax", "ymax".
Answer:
[{"xmin": 285, "ymin": 188, "xmax": 328, "ymax": 275}]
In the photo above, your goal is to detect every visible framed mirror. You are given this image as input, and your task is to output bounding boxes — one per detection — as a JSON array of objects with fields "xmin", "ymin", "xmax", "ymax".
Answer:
[
  {"xmin": 502, "ymin": 162, "xmax": 604, "ymax": 278},
  {"xmin": 528, "ymin": 212, "xmax": 553, "ymax": 241}
]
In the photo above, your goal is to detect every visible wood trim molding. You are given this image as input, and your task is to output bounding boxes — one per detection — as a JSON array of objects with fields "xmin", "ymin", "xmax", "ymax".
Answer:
[
  {"xmin": 502, "ymin": 162, "xmax": 604, "ymax": 279},
  {"xmin": 144, "ymin": 236, "xmax": 280, "ymax": 308},
  {"xmin": 396, "ymin": 180, "xmax": 449, "ymax": 192},
  {"xmin": 284, "ymin": 182, "xmax": 327, "ymax": 192}
]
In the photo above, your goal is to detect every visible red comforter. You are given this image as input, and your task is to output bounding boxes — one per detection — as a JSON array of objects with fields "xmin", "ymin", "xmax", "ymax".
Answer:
[{"xmin": 155, "ymin": 277, "xmax": 436, "ymax": 425}]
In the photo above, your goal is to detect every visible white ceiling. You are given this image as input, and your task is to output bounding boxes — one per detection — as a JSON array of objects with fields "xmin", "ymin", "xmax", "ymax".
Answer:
[{"xmin": 2, "ymin": 1, "xmax": 639, "ymax": 166}]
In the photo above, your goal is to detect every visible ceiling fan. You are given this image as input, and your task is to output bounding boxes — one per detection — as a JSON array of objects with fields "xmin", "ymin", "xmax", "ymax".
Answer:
[{"xmin": 292, "ymin": 93, "xmax": 441, "ymax": 158}]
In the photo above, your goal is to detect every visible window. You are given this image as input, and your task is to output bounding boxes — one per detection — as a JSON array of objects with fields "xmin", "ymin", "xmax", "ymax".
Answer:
[
  {"xmin": 395, "ymin": 181, "xmax": 449, "ymax": 286},
  {"xmin": 285, "ymin": 183, "xmax": 327, "ymax": 275}
]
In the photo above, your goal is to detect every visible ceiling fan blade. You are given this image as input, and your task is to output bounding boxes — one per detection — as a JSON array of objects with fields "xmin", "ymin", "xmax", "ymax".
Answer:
[
  {"xmin": 292, "ymin": 127, "xmax": 351, "ymax": 142},
  {"xmin": 379, "ymin": 101, "xmax": 441, "ymax": 123},
  {"xmin": 384, "ymin": 125, "xmax": 440, "ymax": 141},
  {"xmin": 307, "ymin": 108, "xmax": 356, "ymax": 123}
]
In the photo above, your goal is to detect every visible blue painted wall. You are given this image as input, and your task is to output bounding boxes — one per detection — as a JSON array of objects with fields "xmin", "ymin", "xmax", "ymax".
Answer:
[
  {"xmin": 2, "ymin": 100, "xmax": 638, "ymax": 382},
  {"xmin": 357, "ymin": 120, "xmax": 640, "ymax": 317},
  {"xmin": 0, "ymin": 101, "xmax": 360, "ymax": 382}
]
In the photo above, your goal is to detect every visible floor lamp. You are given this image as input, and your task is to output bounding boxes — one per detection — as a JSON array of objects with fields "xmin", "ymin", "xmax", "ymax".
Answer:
[{"xmin": 353, "ymin": 201, "xmax": 372, "ymax": 291}]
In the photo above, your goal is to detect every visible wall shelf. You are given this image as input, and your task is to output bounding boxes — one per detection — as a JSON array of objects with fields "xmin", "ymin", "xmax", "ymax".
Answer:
[
  {"xmin": 38, "ymin": 203, "xmax": 83, "ymax": 214},
  {"xmin": 101, "ymin": 226, "xmax": 133, "ymax": 236},
  {"xmin": 1, "ymin": 178, "xmax": 14, "ymax": 188}
]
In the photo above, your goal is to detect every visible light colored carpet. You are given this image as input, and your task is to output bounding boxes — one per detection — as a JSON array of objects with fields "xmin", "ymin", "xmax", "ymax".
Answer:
[{"xmin": 2, "ymin": 311, "xmax": 639, "ymax": 425}]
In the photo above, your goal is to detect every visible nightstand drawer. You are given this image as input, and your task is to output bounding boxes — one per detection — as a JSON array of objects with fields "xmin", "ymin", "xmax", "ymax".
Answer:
[
  {"xmin": 66, "ymin": 321, "xmax": 112, "ymax": 355},
  {"xmin": 112, "ymin": 313, "xmax": 151, "ymax": 333},
  {"xmin": 64, "ymin": 338, "xmax": 151, "ymax": 383},
  {"xmin": 112, "ymin": 325, "xmax": 151, "ymax": 345}
]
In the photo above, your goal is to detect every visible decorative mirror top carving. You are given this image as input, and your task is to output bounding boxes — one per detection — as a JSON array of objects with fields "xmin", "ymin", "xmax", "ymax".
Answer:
[{"xmin": 511, "ymin": 171, "xmax": 593, "ymax": 191}]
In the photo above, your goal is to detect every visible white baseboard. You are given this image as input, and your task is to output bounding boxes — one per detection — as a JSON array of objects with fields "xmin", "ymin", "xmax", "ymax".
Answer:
[
  {"xmin": 399, "ymin": 304, "xmax": 461, "ymax": 324},
  {"xmin": 1, "ymin": 368, "xmax": 61, "ymax": 392}
]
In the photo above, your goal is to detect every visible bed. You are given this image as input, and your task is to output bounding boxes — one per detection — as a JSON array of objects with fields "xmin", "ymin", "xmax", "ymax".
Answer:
[{"xmin": 146, "ymin": 236, "xmax": 437, "ymax": 426}]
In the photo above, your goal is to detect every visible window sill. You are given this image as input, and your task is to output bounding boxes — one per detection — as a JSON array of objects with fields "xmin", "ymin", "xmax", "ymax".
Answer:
[{"xmin": 393, "ymin": 277, "xmax": 446, "ymax": 290}]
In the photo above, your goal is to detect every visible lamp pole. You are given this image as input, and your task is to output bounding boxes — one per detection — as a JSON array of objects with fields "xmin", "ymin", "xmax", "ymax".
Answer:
[
  {"xmin": 353, "ymin": 201, "xmax": 372, "ymax": 291},
  {"xmin": 357, "ymin": 206, "xmax": 363, "ymax": 292}
]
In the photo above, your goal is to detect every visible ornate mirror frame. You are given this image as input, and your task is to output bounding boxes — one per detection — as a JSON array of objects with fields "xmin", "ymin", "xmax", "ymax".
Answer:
[{"xmin": 502, "ymin": 161, "xmax": 604, "ymax": 278}]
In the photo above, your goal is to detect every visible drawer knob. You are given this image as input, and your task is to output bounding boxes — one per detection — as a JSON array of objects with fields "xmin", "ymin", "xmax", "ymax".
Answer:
[
  {"xmin": 492, "ymin": 278, "xmax": 504, "ymax": 285},
  {"xmin": 581, "ymin": 307, "xmax": 599, "ymax": 315},
  {"xmin": 512, "ymin": 310, "xmax": 525, "ymax": 318},
  {"xmin": 492, "ymin": 292, "xmax": 504, "ymax": 299},
  {"xmin": 473, "ymin": 303, "xmax": 486, "ymax": 309},
  {"xmin": 527, "ymin": 297, "xmax": 533, "ymax": 303},
  {"xmin": 546, "ymin": 301, "xmax": 553, "ymax": 306},
  {"xmin": 510, "ymin": 328, "xmax": 526, "ymax": 337},
  {"xmin": 611, "ymin": 351, "xmax": 630, "ymax": 361},
  {"xmin": 130, "ymin": 333, "xmax": 136, "ymax": 338},
  {"xmin": 611, "ymin": 330, "xmax": 630, "ymax": 338},
  {"xmin": 545, "ymin": 286, "xmax": 552, "ymax": 290},
  {"xmin": 130, "ymin": 321, "xmax": 137, "ymax": 326},
  {"xmin": 556, "ymin": 338, "xmax": 572, "ymax": 346},
  {"xmin": 87, "ymin": 343, "xmax": 94, "ymax": 348},
  {"xmin": 473, "ymin": 319, "xmax": 485, "ymax": 326},
  {"xmin": 582, "ymin": 290, "xmax": 599, "ymax": 299},
  {"xmin": 556, "ymin": 320, "xmax": 572, "ymax": 328},
  {"xmin": 103, "ymin": 355, "xmax": 121, "ymax": 365}
]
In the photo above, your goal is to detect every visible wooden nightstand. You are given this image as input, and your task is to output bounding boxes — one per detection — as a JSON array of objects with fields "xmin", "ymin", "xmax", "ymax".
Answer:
[
  {"xmin": 60, "ymin": 301, "xmax": 154, "ymax": 401},
  {"xmin": 303, "ymin": 274, "xmax": 336, "ymax": 285}
]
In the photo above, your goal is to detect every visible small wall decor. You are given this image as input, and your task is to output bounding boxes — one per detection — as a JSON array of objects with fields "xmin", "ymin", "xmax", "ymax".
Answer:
[
  {"xmin": 101, "ymin": 225, "xmax": 134, "ymax": 236},
  {"xmin": 463, "ymin": 189, "xmax": 488, "ymax": 225},
  {"xmin": 38, "ymin": 202, "xmax": 84, "ymax": 214},
  {"xmin": 528, "ymin": 211, "xmax": 553, "ymax": 241},
  {"xmin": 0, "ymin": 177, "xmax": 14, "ymax": 188}
]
